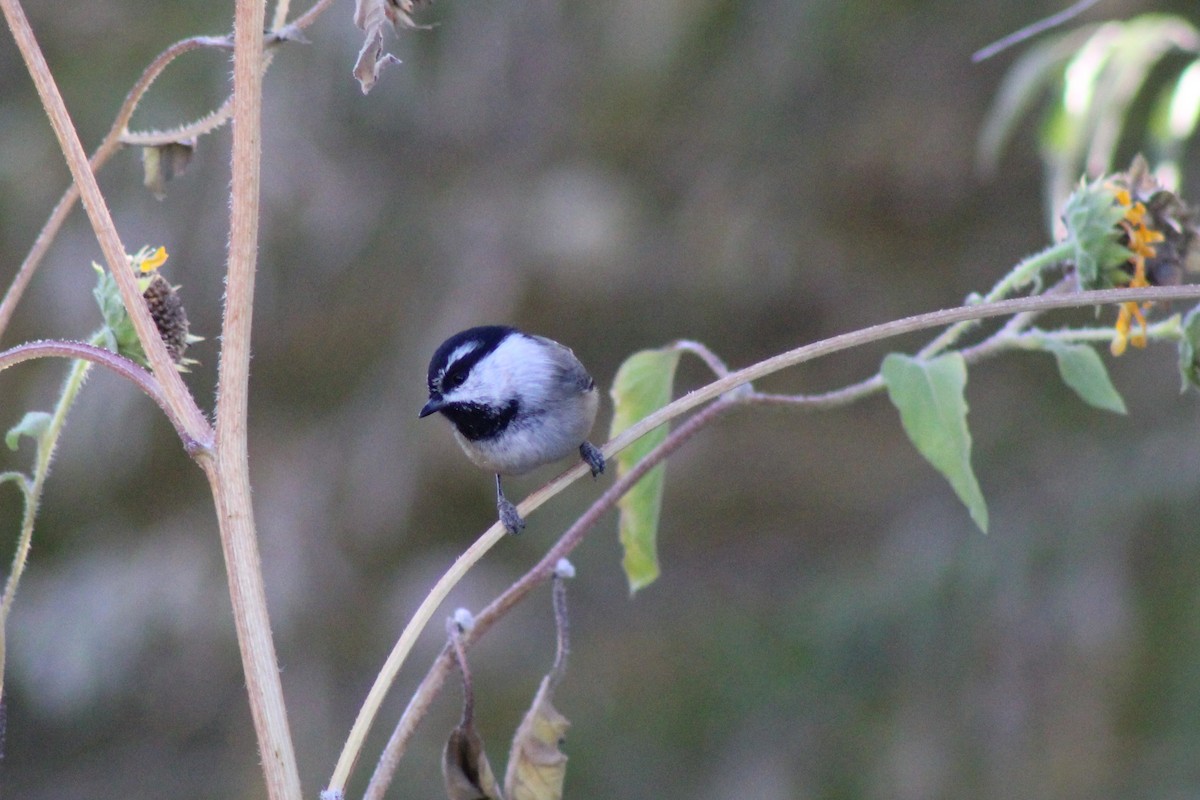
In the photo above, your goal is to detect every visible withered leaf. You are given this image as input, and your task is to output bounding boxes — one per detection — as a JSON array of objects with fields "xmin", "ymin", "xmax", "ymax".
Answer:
[
  {"xmin": 444, "ymin": 720, "xmax": 503, "ymax": 800},
  {"xmin": 141, "ymin": 140, "xmax": 196, "ymax": 200},
  {"xmin": 504, "ymin": 676, "xmax": 569, "ymax": 800},
  {"xmin": 352, "ymin": 0, "xmax": 426, "ymax": 93}
]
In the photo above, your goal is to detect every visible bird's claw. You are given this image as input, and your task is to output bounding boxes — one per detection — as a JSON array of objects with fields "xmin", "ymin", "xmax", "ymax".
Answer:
[
  {"xmin": 498, "ymin": 497, "xmax": 526, "ymax": 535},
  {"xmin": 579, "ymin": 441, "xmax": 605, "ymax": 477}
]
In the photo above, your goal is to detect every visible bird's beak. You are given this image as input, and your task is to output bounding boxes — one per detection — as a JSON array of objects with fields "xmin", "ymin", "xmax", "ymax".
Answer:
[{"xmin": 419, "ymin": 396, "xmax": 445, "ymax": 418}]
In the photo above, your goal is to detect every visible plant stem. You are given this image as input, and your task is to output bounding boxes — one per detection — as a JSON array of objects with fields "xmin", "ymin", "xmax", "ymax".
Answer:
[
  {"xmin": 356, "ymin": 398, "xmax": 737, "ymax": 799},
  {"xmin": 331, "ymin": 280, "xmax": 1200, "ymax": 797},
  {"xmin": 917, "ymin": 240, "xmax": 1075, "ymax": 358},
  {"xmin": 326, "ymin": 520, "xmax": 510, "ymax": 794},
  {"xmin": 0, "ymin": 34, "xmax": 227, "ymax": 346},
  {"xmin": 2, "ymin": 0, "xmax": 338, "ymax": 345},
  {"xmin": 0, "ymin": 340, "xmax": 194, "ymax": 442},
  {"xmin": 0, "ymin": 350, "xmax": 92, "ymax": 704},
  {"xmin": 198, "ymin": 1, "xmax": 302, "ymax": 800}
]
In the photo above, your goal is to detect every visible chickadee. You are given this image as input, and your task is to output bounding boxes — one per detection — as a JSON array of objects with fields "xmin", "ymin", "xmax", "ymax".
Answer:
[{"xmin": 420, "ymin": 325, "xmax": 605, "ymax": 534}]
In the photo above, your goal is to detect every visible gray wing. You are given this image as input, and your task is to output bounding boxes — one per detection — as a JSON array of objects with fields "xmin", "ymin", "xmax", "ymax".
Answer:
[{"xmin": 531, "ymin": 334, "xmax": 595, "ymax": 394}]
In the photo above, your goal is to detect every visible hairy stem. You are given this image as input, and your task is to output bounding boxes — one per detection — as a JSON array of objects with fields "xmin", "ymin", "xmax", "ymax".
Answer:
[
  {"xmin": 0, "ymin": 350, "xmax": 92, "ymax": 704},
  {"xmin": 0, "ymin": 35, "xmax": 231, "ymax": 345},
  {"xmin": 201, "ymin": 1, "xmax": 301, "ymax": 799},
  {"xmin": 0, "ymin": 339, "xmax": 195, "ymax": 443},
  {"xmin": 3, "ymin": 0, "xmax": 339, "ymax": 345}
]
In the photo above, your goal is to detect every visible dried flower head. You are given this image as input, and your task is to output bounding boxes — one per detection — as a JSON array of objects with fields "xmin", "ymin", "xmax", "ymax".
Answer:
[
  {"xmin": 142, "ymin": 273, "xmax": 190, "ymax": 364},
  {"xmin": 1064, "ymin": 157, "xmax": 1200, "ymax": 356},
  {"xmin": 1105, "ymin": 157, "xmax": 1200, "ymax": 355},
  {"xmin": 93, "ymin": 247, "xmax": 200, "ymax": 369}
]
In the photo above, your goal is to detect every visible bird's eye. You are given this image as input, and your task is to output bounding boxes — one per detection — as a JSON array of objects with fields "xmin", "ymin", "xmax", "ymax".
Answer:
[{"xmin": 443, "ymin": 367, "xmax": 468, "ymax": 391}]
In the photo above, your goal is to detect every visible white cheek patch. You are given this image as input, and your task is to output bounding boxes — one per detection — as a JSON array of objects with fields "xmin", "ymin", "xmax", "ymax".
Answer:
[{"xmin": 441, "ymin": 334, "xmax": 549, "ymax": 409}]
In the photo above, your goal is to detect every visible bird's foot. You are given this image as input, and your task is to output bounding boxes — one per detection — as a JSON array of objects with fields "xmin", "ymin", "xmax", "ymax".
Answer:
[
  {"xmin": 498, "ymin": 496, "xmax": 526, "ymax": 535},
  {"xmin": 580, "ymin": 441, "xmax": 605, "ymax": 477}
]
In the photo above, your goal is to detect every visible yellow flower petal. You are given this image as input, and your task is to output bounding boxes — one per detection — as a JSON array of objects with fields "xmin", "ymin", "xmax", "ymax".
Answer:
[{"xmin": 140, "ymin": 246, "xmax": 169, "ymax": 273}]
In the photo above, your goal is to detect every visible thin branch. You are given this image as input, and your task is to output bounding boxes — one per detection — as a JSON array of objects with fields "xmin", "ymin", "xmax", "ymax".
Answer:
[
  {"xmin": 271, "ymin": 0, "xmax": 293, "ymax": 32},
  {"xmin": 745, "ymin": 276, "xmax": 1080, "ymax": 410},
  {"xmin": 972, "ymin": 0, "xmax": 1103, "ymax": 62},
  {"xmin": 335, "ymin": 281, "xmax": 1200, "ymax": 798},
  {"xmin": 327, "ymin": 518, "xmax": 510, "ymax": 793},
  {"xmin": 356, "ymin": 398, "xmax": 738, "ymax": 800},
  {"xmin": 2, "ymin": 0, "xmax": 340, "ymax": 345},
  {"xmin": 0, "ymin": 339, "xmax": 206, "ymax": 449},
  {"xmin": 0, "ymin": 35, "xmax": 233, "ymax": 346}
]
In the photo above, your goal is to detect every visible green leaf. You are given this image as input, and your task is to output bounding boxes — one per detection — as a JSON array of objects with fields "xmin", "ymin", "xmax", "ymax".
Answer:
[
  {"xmin": 6, "ymin": 411, "xmax": 52, "ymax": 452},
  {"xmin": 1178, "ymin": 304, "xmax": 1200, "ymax": 391},
  {"xmin": 1037, "ymin": 340, "xmax": 1127, "ymax": 414},
  {"xmin": 608, "ymin": 348, "xmax": 682, "ymax": 592},
  {"xmin": 881, "ymin": 353, "xmax": 988, "ymax": 533},
  {"xmin": 977, "ymin": 26, "xmax": 1097, "ymax": 174}
]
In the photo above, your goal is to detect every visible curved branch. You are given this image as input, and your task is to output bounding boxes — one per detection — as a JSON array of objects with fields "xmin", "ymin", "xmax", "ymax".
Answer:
[
  {"xmin": 331, "ymin": 281, "xmax": 1200, "ymax": 797},
  {"xmin": 0, "ymin": 339, "xmax": 209, "ymax": 453},
  {"xmin": 356, "ymin": 398, "xmax": 737, "ymax": 799}
]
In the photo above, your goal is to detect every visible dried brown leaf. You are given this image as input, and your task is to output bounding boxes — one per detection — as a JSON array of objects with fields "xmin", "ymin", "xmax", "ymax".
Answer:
[
  {"xmin": 352, "ymin": 0, "xmax": 427, "ymax": 93},
  {"xmin": 503, "ymin": 676, "xmax": 569, "ymax": 800},
  {"xmin": 444, "ymin": 720, "xmax": 504, "ymax": 800},
  {"xmin": 141, "ymin": 140, "xmax": 196, "ymax": 200}
]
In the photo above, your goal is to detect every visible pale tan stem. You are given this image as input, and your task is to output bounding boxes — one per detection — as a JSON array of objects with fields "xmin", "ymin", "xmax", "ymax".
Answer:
[{"xmin": 204, "ymin": 0, "xmax": 302, "ymax": 798}]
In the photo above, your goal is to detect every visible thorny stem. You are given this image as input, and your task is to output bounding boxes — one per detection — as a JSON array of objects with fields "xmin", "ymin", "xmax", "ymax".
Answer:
[{"xmin": 336, "ymin": 282, "xmax": 1200, "ymax": 799}]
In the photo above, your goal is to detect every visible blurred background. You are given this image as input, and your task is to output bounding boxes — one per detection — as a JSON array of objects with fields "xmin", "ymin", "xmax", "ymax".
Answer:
[{"xmin": 3, "ymin": 0, "xmax": 1200, "ymax": 797}]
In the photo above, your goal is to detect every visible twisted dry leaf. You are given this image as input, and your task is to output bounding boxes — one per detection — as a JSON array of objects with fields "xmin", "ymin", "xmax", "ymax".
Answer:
[
  {"xmin": 503, "ymin": 676, "xmax": 569, "ymax": 800},
  {"xmin": 444, "ymin": 720, "xmax": 504, "ymax": 800},
  {"xmin": 353, "ymin": 0, "xmax": 425, "ymax": 93},
  {"xmin": 141, "ymin": 140, "xmax": 196, "ymax": 200}
]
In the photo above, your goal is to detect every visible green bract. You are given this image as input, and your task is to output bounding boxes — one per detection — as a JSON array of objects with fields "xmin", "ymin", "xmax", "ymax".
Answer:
[
  {"xmin": 92, "ymin": 263, "xmax": 149, "ymax": 366},
  {"xmin": 1061, "ymin": 178, "xmax": 1134, "ymax": 289}
]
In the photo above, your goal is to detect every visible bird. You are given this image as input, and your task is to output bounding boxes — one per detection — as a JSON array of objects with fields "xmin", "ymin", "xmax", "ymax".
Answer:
[{"xmin": 420, "ymin": 325, "xmax": 605, "ymax": 534}]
